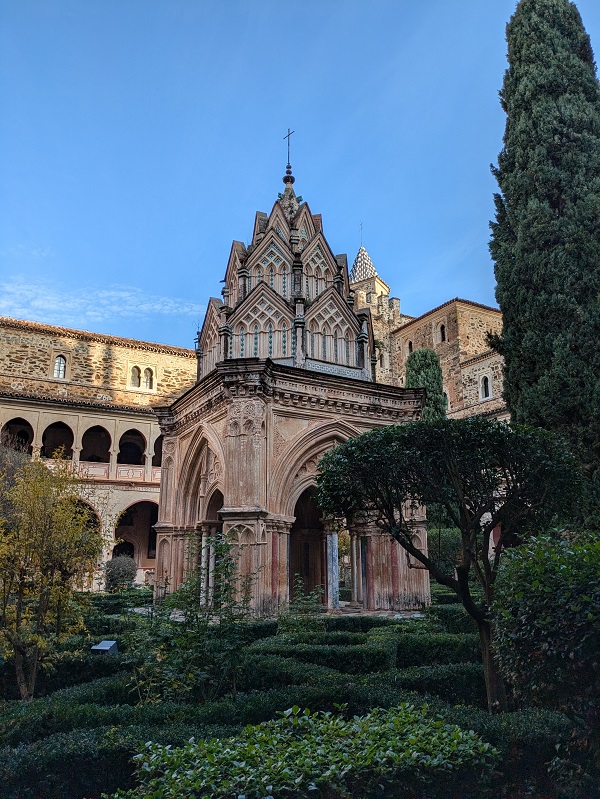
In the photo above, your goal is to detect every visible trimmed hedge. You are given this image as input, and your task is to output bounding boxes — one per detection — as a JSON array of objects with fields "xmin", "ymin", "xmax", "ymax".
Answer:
[
  {"xmin": 271, "ymin": 630, "xmax": 369, "ymax": 646},
  {"xmin": 324, "ymin": 615, "xmax": 407, "ymax": 633},
  {"xmin": 426, "ymin": 604, "xmax": 477, "ymax": 634},
  {"xmin": 387, "ymin": 663, "xmax": 487, "ymax": 708},
  {"xmin": 0, "ymin": 722, "xmax": 238, "ymax": 799},
  {"xmin": 368, "ymin": 628, "xmax": 481, "ymax": 667},
  {"xmin": 237, "ymin": 654, "xmax": 342, "ymax": 691},
  {"xmin": 246, "ymin": 638, "xmax": 397, "ymax": 674}
]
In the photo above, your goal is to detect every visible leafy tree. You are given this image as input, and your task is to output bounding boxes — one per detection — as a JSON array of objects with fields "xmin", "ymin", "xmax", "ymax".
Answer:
[
  {"xmin": 0, "ymin": 454, "xmax": 103, "ymax": 700},
  {"xmin": 404, "ymin": 349, "xmax": 447, "ymax": 420},
  {"xmin": 317, "ymin": 417, "xmax": 580, "ymax": 712},
  {"xmin": 105, "ymin": 555, "xmax": 138, "ymax": 593},
  {"xmin": 493, "ymin": 532, "xmax": 599, "ymax": 793},
  {"xmin": 489, "ymin": 0, "xmax": 600, "ymax": 516}
]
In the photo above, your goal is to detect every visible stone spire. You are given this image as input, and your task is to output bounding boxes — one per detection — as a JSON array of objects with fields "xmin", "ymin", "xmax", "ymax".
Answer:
[{"xmin": 349, "ymin": 246, "xmax": 378, "ymax": 283}]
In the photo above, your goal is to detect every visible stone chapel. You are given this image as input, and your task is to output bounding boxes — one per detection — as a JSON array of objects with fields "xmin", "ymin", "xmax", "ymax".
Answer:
[{"xmin": 154, "ymin": 164, "xmax": 431, "ymax": 614}]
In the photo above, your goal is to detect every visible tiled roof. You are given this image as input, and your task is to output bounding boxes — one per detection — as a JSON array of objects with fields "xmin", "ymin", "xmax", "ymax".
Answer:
[
  {"xmin": 0, "ymin": 316, "xmax": 196, "ymax": 357},
  {"xmin": 349, "ymin": 246, "xmax": 378, "ymax": 283}
]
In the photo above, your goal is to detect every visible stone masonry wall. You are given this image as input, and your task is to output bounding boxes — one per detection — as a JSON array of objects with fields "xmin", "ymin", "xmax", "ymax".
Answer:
[{"xmin": 0, "ymin": 318, "xmax": 196, "ymax": 408}]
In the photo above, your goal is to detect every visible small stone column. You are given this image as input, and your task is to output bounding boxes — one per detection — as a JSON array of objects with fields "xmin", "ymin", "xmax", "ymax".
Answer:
[{"xmin": 323, "ymin": 517, "xmax": 343, "ymax": 610}]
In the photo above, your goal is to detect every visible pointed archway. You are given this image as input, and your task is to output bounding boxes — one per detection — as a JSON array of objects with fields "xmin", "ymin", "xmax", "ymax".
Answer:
[{"xmin": 289, "ymin": 486, "xmax": 325, "ymax": 601}]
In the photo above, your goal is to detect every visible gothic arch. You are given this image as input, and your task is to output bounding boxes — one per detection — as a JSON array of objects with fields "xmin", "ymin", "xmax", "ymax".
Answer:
[{"xmin": 270, "ymin": 419, "xmax": 361, "ymax": 516}]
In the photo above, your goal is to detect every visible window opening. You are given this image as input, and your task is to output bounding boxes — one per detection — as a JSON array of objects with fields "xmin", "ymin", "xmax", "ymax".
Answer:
[
  {"xmin": 130, "ymin": 366, "xmax": 141, "ymax": 388},
  {"xmin": 408, "ymin": 341, "xmax": 413, "ymax": 354},
  {"xmin": 310, "ymin": 330, "xmax": 315, "ymax": 359},
  {"xmin": 268, "ymin": 323, "xmax": 273, "ymax": 357},
  {"xmin": 53, "ymin": 355, "xmax": 66, "ymax": 379},
  {"xmin": 321, "ymin": 333, "xmax": 327, "ymax": 361},
  {"xmin": 143, "ymin": 368, "xmax": 153, "ymax": 390},
  {"xmin": 345, "ymin": 334, "xmax": 350, "ymax": 365},
  {"xmin": 282, "ymin": 323, "xmax": 287, "ymax": 356},
  {"xmin": 253, "ymin": 324, "xmax": 259, "ymax": 357},
  {"xmin": 440, "ymin": 324, "xmax": 446, "ymax": 343},
  {"xmin": 240, "ymin": 328, "xmax": 245, "ymax": 357},
  {"xmin": 481, "ymin": 376, "xmax": 490, "ymax": 399},
  {"xmin": 269, "ymin": 268, "xmax": 274, "ymax": 288}
]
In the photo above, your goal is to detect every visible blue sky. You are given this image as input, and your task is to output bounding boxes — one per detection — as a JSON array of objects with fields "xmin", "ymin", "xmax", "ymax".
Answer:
[{"xmin": 1, "ymin": 0, "xmax": 599, "ymax": 348}]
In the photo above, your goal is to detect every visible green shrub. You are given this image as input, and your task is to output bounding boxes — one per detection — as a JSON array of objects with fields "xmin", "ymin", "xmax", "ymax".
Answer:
[
  {"xmin": 426, "ymin": 604, "xmax": 477, "ymax": 634},
  {"xmin": 429, "ymin": 583, "xmax": 462, "ymax": 605},
  {"xmin": 0, "ymin": 722, "xmax": 238, "ymax": 799},
  {"xmin": 246, "ymin": 638, "xmax": 396, "ymax": 674},
  {"xmin": 83, "ymin": 588, "xmax": 153, "ymax": 615},
  {"xmin": 325, "ymin": 615, "xmax": 407, "ymax": 633},
  {"xmin": 114, "ymin": 704, "xmax": 498, "ymax": 799},
  {"xmin": 273, "ymin": 630, "xmax": 369, "ymax": 646},
  {"xmin": 368, "ymin": 629, "xmax": 480, "ymax": 668},
  {"xmin": 237, "ymin": 654, "xmax": 341, "ymax": 691},
  {"xmin": 386, "ymin": 663, "xmax": 486, "ymax": 707},
  {"xmin": 105, "ymin": 555, "xmax": 138, "ymax": 593},
  {"xmin": 41, "ymin": 652, "xmax": 131, "ymax": 694},
  {"xmin": 0, "ymin": 696, "xmax": 241, "ymax": 746}
]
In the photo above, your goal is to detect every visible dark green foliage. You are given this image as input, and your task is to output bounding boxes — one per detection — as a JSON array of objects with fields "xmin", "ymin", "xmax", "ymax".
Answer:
[
  {"xmin": 104, "ymin": 555, "xmax": 138, "ymax": 593},
  {"xmin": 426, "ymin": 604, "xmax": 477, "ymax": 634},
  {"xmin": 0, "ymin": 722, "xmax": 238, "ymax": 799},
  {"xmin": 368, "ymin": 629, "xmax": 481, "ymax": 668},
  {"xmin": 386, "ymin": 663, "xmax": 487, "ymax": 707},
  {"xmin": 318, "ymin": 416, "xmax": 580, "ymax": 709},
  {"xmin": 490, "ymin": 0, "xmax": 600, "ymax": 517},
  {"xmin": 494, "ymin": 533, "xmax": 600, "ymax": 794},
  {"xmin": 236, "ymin": 654, "xmax": 342, "ymax": 691},
  {"xmin": 324, "ymin": 615, "xmax": 409, "ymax": 632},
  {"xmin": 494, "ymin": 533, "xmax": 599, "ymax": 711},
  {"xmin": 82, "ymin": 588, "xmax": 153, "ymax": 615},
  {"xmin": 405, "ymin": 348, "xmax": 447, "ymax": 420},
  {"xmin": 114, "ymin": 704, "xmax": 498, "ymax": 799},
  {"xmin": 246, "ymin": 637, "xmax": 397, "ymax": 674},
  {"xmin": 429, "ymin": 583, "xmax": 462, "ymax": 605}
]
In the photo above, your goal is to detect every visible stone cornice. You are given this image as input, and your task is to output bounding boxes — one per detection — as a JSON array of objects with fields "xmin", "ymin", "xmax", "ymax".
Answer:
[
  {"xmin": 0, "ymin": 316, "xmax": 195, "ymax": 358},
  {"xmin": 162, "ymin": 358, "xmax": 424, "ymax": 433}
]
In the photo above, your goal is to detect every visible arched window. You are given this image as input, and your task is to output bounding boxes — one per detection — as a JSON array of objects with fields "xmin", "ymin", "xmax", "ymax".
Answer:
[
  {"xmin": 130, "ymin": 366, "xmax": 141, "ymax": 388},
  {"xmin": 256, "ymin": 268, "xmax": 263, "ymax": 283},
  {"xmin": 334, "ymin": 335, "xmax": 338, "ymax": 363},
  {"xmin": 268, "ymin": 323, "xmax": 273, "ymax": 357},
  {"xmin": 310, "ymin": 330, "xmax": 315, "ymax": 359},
  {"xmin": 282, "ymin": 322, "xmax": 288, "ymax": 356},
  {"xmin": 481, "ymin": 375, "xmax": 491, "ymax": 400},
  {"xmin": 53, "ymin": 355, "xmax": 67, "ymax": 379},
  {"xmin": 253, "ymin": 324, "xmax": 259, "ymax": 357},
  {"xmin": 239, "ymin": 327, "xmax": 245, "ymax": 357},
  {"xmin": 305, "ymin": 275, "xmax": 310, "ymax": 299},
  {"xmin": 321, "ymin": 332, "xmax": 327, "ymax": 361},
  {"xmin": 408, "ymin": 341, "xmax": 413, "ymax": 354},
  {"xmin": 269, "ymin": 268, "xmax": 274, "ymax": 288},
  {"xmin": 117, "ymin": 429, "xmax": 146, "ymax": 465},
  {"xmin": 143, "ymin": 368, "xmax": 153, "ymax": 389},
  {"xmin": 282, "ymin": 271, "xmax": 287, "ymax": 298},
  {"xmin": 345, "ymin": 333, "xmax": 350, "ymax": 365},
  {"xmin": 440, "ymin": 324, "xmax": 446, "ymax": 343}
]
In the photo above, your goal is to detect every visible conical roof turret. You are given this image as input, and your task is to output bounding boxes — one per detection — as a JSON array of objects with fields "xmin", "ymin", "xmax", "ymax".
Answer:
[{"xmin": 349, "ymin": 246, "xmax": 378, "ymax": 283}]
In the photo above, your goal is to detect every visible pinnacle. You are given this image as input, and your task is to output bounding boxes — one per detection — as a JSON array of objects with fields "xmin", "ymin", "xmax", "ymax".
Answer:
[{"xmin": 349, "ymin": 246, "xmax": 378, "ymax": 283}]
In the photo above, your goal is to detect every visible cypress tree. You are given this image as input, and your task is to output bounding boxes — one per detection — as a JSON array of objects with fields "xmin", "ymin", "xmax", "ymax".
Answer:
[
  {"xmin": 405, "ymin": 349, "xmax": 447, "ymax": 420},
  {"xmin": 490, "ymin": 0, "xmax": 600, "ymax": 508}
]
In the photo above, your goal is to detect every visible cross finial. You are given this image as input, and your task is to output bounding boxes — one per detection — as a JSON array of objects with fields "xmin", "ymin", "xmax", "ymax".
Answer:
[{"xmin": 283, "ymin": 128, "xmax": 295, "ymax": 165}]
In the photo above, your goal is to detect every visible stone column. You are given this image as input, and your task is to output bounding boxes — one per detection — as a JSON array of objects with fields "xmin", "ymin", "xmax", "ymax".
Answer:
[{"xmin": 144, "ymin": 450, "xmax": 152, "ymax": 483}]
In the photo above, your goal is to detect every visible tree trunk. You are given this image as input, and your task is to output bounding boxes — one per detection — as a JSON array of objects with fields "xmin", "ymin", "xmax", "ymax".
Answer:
[
  {"xmin": 13, "ymin": 649, "xmax": 37, "ymax": 702},
  {"xmin": 478, "ymin": 619, "xmax": 507, "ymax": 713}
]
